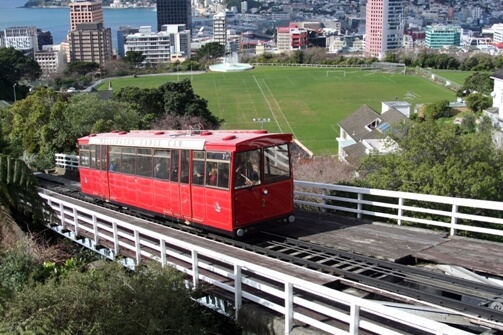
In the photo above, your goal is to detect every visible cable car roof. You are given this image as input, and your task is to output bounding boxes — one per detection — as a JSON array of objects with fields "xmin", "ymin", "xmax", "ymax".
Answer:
[{"xmin": 79, "ymin": 130, "xmax": 292, "ymax": 150}]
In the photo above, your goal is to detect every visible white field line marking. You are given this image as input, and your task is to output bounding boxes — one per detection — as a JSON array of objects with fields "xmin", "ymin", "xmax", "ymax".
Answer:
[
  {"xmin": 253, "ymin": 76, "xmax": 283, "ymax": 132},
  {"xmin": 261, "ymin": 79, "xmax": 296, "ymax": 137}
]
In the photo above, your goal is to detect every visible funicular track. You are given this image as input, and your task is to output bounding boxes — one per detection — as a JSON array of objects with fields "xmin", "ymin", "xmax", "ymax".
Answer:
[{"xmin": 37, "ymin": 174, "xmax": 503, "ymax": 331}]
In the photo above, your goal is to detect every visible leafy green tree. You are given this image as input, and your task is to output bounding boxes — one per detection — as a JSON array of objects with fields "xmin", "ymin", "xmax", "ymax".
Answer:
[
  {"xmin": 422, "ymin": 100, "xmax": 450, "ymax": 121},
  {"xmin": 122, "ymin": 51, "xmax": 146, "ymax": 69},
  {"xmin": 160, "ymin": 79, "xmax": 223, "ymax": 129},
  {"xmin": 52, "ymin": 93, "xmax": 143, "ymax": 154},
  {"xmin": 195, "ymin": 42, "xmax": 225, "ymax": 61},
  {"xmin": 460, "ymin": 112, "xmax": 476, "ymax": 133},
  {"xmin": 7, "ymin": 88, "xmax": 68, "ymax": 166},
  {"xmin": 0, "ymin": 261, "xmax": 231, "ymax": 335},
  {"xmin": 112, "ymin": 86, "xmax": 164, "ymax": 119},
  {"xmin": 356, "ymin": 121, "xmax": 503, "ymax": 201},
  {"xmin": 0, "ymin": 47, "xmax": 41, "ymax": 101},
  {"xmin": 457, "ymin": 72, "xmax": 493, "ymax": 96},
  {"xmin": 465, "ymin": 92, "xmax": 492, "ymax": 113},
  {"xmin": 114, "ymin": 79, "xmax": 223, "ymax": 129},
  {"xmin": 64, "ymin": 61, "xmax": 100, "ymax": 76}
]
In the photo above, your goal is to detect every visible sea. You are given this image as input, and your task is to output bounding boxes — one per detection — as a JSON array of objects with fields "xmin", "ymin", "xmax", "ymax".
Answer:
[{"xmin": 0, "ymin": 0, "xmax": 159, "ymax": 49}]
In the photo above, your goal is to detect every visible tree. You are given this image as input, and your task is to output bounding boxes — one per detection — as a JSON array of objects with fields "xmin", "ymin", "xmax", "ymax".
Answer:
[
  {"xmin": 64, "ymin": 61, "xmax": 100, "ymax": 76},
  {"xmin": 0, "ymin": 155, "xmax": 47, "ymax": 253},
  {"xmin": 422, "ymin": 100, "xmax": 450, "ymax": 121},
  {"xmin": 465, "ymin": 92, "xmax": 492, "ymax": 113},
  {"xmin": 457, "ymin": 72, "xmax": 493, "ymax": 97},
  {"xmin": 114, "ymin": 79, "xmax": 224, "ymax": 129},
  {"xmin": 6, "ymin": 87, "xmax": 68, "ymax": 167},
  {"xmin": 112, "ymin": 86, "xmax": 164, "ymax": 119},
  {"xmin": 194, "ymin": 42, "xmax": 225, "ymax": 62},
  {"xmin": 52, "ymin": 93, "xmax": 143, "ymax": 154},
  {"xmin": 160, "ymin": 79, "xmax": 223, "ymax": 129},
  {"xmin": 356, "ymin": 121, "xmax": 503, "ymax": 201},
  {"xmin": 0, "ymin": 47, "xmax": 41, "ymax": 101},
  {"xmin": 122, "ymin": 50, "xmax": 146, "ymax": 69},
  {"xmin": 0, "ymin": 261, "xmax": 236, "ymax": 335}
]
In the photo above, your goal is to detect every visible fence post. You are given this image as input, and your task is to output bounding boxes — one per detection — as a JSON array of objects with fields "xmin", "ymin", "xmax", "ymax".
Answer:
[
  {"xmin": 397, "ymin": 197, "xmax": 404, "ymax": 226},
  {"xmin": 192, "ymin": 250, "xmax": 199, "ymax": 289},
  {"xmin": 357, "ymin": 193, "xmax": 363, "ymax": 219},
  {"xmin": 234, "ymin": 264, "xmax": 242, "ymax": 320},
  {"xmin": 349, "ymin": 302, "xmax": 360, "ymax": 335},
  {"xmin": 450, "ymin": 204, "xmax": 458, "ymax": 236},
  {"xmin": 284, "ymin": 281, "xmax": 293, "ymax": 334},
  {"xmin": 321, "ymin": 188, "xmax": 327, "ymax": 213}
]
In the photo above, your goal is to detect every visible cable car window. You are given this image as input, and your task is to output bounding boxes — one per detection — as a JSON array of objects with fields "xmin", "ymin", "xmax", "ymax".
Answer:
[
  {"xmin": 136, "ymin": 148, "xmax": 153, "ymax": 178},
  {"xmin": 192, "ymin": 151, "xmax": 205, "ymax": 186},
  {"xmin": 121, "ymin": 147, "xmax": 136, "ymax": 175},
  {"xmin": 206, "ymin": 151, "xmax": 230, "ymax": 189},
  {"xmin": 180, "ymin": 150, "xmax": 190, "ymax": 184},
  {"xmin": 79, "ymin": 145, "xmax": 90, "ymax": 168},
  {"xmin": 89, "ymin": 145, "xmax": 97, "ymax": 169},
  {"xmin": 234, "ymin": 149, "xmax": 261, "ymax": 189},
  {"xmin": 109, "ymin": 146, "xmax": 121, "ymax": 172},
  {"xmin": 153, "ymin": 150, "xmax": 170, "ymax": 180},
  {"xmin": 264, "ymin": 144, "xmax": 290, "ymax": 183},
  {"xmin": 99, "ymin": 145, "xmax": 107, "ymax": 171},
  {"xmin": 170, "ymin": 150, "xmax": 179, "ymax": 182}
]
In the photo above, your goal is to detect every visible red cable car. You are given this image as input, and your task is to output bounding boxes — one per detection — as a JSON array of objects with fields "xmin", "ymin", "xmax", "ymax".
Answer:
[{"xmin": 77, "ymin": 130, "xmax": 295, "ymax": 237}]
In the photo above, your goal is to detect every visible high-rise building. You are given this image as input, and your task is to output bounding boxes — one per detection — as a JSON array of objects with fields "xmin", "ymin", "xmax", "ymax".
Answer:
[
  {"xmin": 117, "ymin": 26, "xmax": 140, "ymax": 58},
  {"xmin": 425, "ymin": 25, "xmax": 461, "ymax": 49},
  {"xmin": 37, "ymin": 29, "xmax": 53, "ymax": 51},
  {"xmin": 125, "ymin": 26, "xmax": 171, "ymax": 65},
  {"xmin": 69, "ymin": 0, "xmax": 104, "ymax": 31},
  {"xmin": 365, "ymin": 0, "xmax": 405, "ymax": 59},
  {"xmin": 3, "ymin": 26, "xmax": 38, "ymax": 57},
  {"xmin": 276, "ymin": 24, "xmax": 309, "ymax": 52},
  {"xmin": 156, "ymin": 0, "xmax": 192, "ymax": 33},
  {"xmin": 213, "ymin": 12, "xmax": 227, "ymax": 45},
  {"xmin": 68, "ymin": 23, "xmax": 112, "ymax": 65},
  {"xmin": 35, "ymin": 45, "xmax": 67, "ymax": 78},
  {"xmin": 67, "ymin": 0, "xmax": 112, "ymax": 65}
]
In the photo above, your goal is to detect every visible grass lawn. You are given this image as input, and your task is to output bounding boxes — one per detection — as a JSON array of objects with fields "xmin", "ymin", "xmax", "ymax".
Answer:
[
  {"xmin": 430, "ymin": 70, "xmax": 473, "ymax": 86},
  {"xmin": 97, "ymin": 67, "xmax": 456, "ymax": 156}
]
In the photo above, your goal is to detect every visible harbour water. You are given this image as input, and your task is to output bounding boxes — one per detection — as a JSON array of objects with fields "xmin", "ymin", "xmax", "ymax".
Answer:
[{"xmin": 0, "ymin": 0, "xmax": 158, "ymax": 49}]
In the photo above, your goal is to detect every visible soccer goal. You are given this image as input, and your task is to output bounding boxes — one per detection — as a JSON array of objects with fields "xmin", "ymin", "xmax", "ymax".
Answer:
[
  {"xmin": 370, "ymin": 62, "xmax": 407, "ymax": 74},
  {"xmin": 326, "ymin": 70, "xmax": 346, "ymax": 78}
]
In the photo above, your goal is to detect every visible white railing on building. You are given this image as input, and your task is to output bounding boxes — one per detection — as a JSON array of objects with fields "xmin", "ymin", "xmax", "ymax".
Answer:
[
  {"xmin": 38, "ymin": 190, "xmax": 476, "ymax": 335},
  {"xmin": 54, "ymin": 154, "xmax": 503, "ymax": 239}
]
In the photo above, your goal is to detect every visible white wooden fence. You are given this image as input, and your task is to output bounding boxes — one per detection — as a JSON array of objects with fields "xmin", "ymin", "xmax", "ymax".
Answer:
[
  {"xmin": 39, "ymin": 189, "xmax": 478, "ymax": 335},
  {"xmin": 294, "ymin": 181, "xmax": 503, "ymax": 239},
  {"xmin": 55, "ymin": 153, "xmax": 503, "ymax": 239}
]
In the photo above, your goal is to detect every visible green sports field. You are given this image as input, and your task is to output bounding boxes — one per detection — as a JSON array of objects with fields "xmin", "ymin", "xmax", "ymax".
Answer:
[{"xmin": 98, "ymin": 67, "xmax": 456, "ymax": 156}]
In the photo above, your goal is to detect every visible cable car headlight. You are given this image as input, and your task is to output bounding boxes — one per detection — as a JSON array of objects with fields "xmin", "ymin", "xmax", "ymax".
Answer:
[{"xmin": 262, "ymin": 189, "xmax": 268, "ymax": 195}]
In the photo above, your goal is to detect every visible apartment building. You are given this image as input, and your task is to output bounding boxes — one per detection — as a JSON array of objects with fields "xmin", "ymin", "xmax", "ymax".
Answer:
[
  {"xmin": 425, "ymin": 25, "xmax": 461, "ymax": 49},
  {"xmin": 365, "ymin": 0, "xmax": 405, "ymax": 59},
  {"xmin": 213, "ymin": 12, "xmax": 227, "ymax": 45},
  {"xmin": 69, "ymin": 0, "xmax": 104, "ymax": 31},
  {"xmin": 34, "ymin": 45, "xmax": 67, "ymax": 78},
  {"xmin": 3, "ymin": 26, "xmax": 38, "ymax": 57},
  {"xmin": 156, "ymin": 0, "xmax": 192, "ymax": 33},
  {"xmin": 68, "ymin": 23, "xmax": 113, "ymax": 65},
  {"xmin": 124, "ymin": 26, "xmax": 171, "ymax": 65},
  {"xmin": 276, "ymin": 24, "xmax": 308, "ymax": 52}
]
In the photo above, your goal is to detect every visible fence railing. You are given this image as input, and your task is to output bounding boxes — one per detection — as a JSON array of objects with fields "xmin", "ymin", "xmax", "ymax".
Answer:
[
  {"xmin": 55, "ymin": 153, "xmax": 79, "ymax": 170},
  {"xmin": 39, "ymin": 189, "xmax": 476, "ymax": 335},
  {"xmin": 294, "ymin": 180, "xmax": 503, "ymax": 238},
  {"xmin": 54, "ymin": 154, "xmax": 503, "ymax": 239}
]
